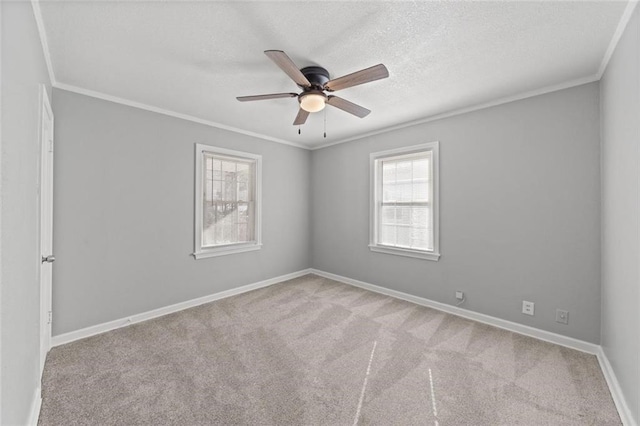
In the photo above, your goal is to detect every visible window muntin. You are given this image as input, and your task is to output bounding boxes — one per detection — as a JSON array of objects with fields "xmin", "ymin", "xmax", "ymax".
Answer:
[
  {"xmin": 379, "ymin": 153, "xmax": 432, "ymax": 250},
  {"xmin": 202, "ymin": 154, "xmax": 255, "ymax": 247},
  {"xmin": 370, "ymin": 142, "xmax": 440, "ymax": 261},
  {"xmin": 195, "ymin": 145, "xmax": 261, "ymax": 259}
]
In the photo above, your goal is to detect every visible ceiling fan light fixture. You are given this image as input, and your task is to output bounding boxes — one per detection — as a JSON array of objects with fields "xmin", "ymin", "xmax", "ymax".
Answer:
[
  {"xmin": 237, "ymin": 50, "xmax": 389, "ymax": 125},
  {"xmin": 299, "ymin": 92, "xmax": 326, "ymax": 113}
]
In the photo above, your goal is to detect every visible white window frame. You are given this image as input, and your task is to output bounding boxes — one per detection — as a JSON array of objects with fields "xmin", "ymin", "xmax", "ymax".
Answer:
[
  {"xmin": 194, "ymin": 144, "xmax": 262, "ymax": 259},
  {"xmin": 369, "ymin": 142, "xmax": 440, "ymax": 261}
]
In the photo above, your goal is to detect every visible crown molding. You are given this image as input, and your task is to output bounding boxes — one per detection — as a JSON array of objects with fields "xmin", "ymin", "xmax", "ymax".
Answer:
[
  {"xmin": 32, "ymin": 0, "xmax": 635, "ymax": 152},
  {"xmin": 53, "ymin": 74, "xmax": 599, "ymax": 153},
  {"xmin": 32, "ymin": 0, "xmax": 307, "ymax": 149},
  {"xmin": 597, "ymin": 0, "xmax": 639, "ymax": 79},
  {"xmin": 53, "ymin": 83, "xmax": 309, "ymax": 149},
  {"xmin": 31, "ymin": 0, "xmax": 56, "ymax": 85},
  {"xmin": 311, "ymin": 74, "xmax": 599, "ymax": 150}
]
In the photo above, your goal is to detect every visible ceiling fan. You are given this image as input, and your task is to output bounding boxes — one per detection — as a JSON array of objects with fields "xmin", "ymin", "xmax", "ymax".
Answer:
[{"xmin": 237, "ymin": 50, "xmax": 389, "ymax": 125}]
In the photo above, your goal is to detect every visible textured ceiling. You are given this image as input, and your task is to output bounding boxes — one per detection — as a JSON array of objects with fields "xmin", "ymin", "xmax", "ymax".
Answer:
[{"xmin": 39, "ymin": 1, "xmax": 628, "ymax": 148}]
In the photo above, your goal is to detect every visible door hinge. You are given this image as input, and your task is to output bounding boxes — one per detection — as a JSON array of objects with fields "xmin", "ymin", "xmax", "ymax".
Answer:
[{"xmin": 48, "ymin": 311, "xmax": 52, "ymax": 324}]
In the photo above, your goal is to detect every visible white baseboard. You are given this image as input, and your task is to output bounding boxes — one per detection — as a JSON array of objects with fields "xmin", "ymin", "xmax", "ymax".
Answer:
[
  {"xmin": 52, "ymin": 269, "xmax": 312, "ymax": 347},
  {"xmin": 47, "ymin": 268, "xmax": 634, "ymax": 425},
  {"xmin": 597, "ymin": 347, "xmax": 637, "ymax": 426},
  {"xmin": 27, "ymin": 387, "xmax": 42, "ymax": 426},
  {"xmin": 310, "ymin": 269, "xmax": 640, "ymax": 424},
  {"xmin": 309, "ymin": 269, "xmax": 600, "ymax": 355}
]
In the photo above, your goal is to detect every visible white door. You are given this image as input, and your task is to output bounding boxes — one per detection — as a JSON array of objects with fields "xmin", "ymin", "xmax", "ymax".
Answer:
[{"xmin": 39, "ymin": 85, "xmax": 54, "ymax": 375}]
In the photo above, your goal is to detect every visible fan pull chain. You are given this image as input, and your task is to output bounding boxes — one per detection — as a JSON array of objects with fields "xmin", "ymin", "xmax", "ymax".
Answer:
[
  {"xmin": 323, "ymin": 109, "xmax": 327, "ymax": 138},
  {"xmin": 298, "ymin": 126, "xmax": 301, "ymax": 135}
]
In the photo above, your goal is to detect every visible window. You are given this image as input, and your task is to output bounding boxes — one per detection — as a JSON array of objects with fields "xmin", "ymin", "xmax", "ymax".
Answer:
[
  {"xmin": 370, "ymin": 142, "xmax": 440, "ymax": 261},
  {"xmin": 194, "ymin": 144, "xmax": 262, "ymax": 259}
]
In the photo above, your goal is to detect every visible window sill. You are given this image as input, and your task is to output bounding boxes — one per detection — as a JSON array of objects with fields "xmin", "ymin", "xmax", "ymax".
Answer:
[
  {"xmin": 194, "ymin": 243, "xmax": 262, "ymax": 259},
  {"xmin": 369, "ymin": 244, "xmax": 440, "ymax": 261}
]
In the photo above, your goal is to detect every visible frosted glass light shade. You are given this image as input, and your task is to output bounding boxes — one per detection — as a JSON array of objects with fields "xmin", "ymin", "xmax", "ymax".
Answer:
[{"xmin": 300, "ymin": 93, "xmax": 326, "ymax": 113}]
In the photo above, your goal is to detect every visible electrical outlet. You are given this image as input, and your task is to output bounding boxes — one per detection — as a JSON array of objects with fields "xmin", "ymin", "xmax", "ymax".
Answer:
[
  {"xmin": 556, "ymin": 309, "xmax": 569, "ymax": 324},
  {"xmin": 522, "ymin": 300, "xmax": 535, "ymax": 316},
  {"xmin": 455, "ymin": 291, "xmax": 464, "ymax": 300}
]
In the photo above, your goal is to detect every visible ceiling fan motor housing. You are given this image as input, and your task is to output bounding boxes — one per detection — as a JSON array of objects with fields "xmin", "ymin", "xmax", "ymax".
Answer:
[
  {"xmin": 300, "ymin": 66, "xmax": 330, "ymax": 90},
  {"xmin": 237, "ymin": 51, "xmax": 387, "ymax": 124}
]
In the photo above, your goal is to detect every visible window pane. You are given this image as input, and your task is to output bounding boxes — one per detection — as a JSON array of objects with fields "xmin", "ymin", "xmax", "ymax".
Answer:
[
  {"xmin": 412, "ymin": 158, "xmax": 429, "ymax": 180},
  {"xmin": 198, "ymin": 149, "xmax": 260, "ymax": 252},
  {"xmin": 211, "ymin": 158, "xmax": 222, "ymax": 180},
  {"xmin": 237, "ymin": 203, "xmax": 247, "ymax": 223},
  {"xmin": 222, "ymin": 160, "xmax": 236, "ymax": 178},
  {"xmin": 383, "ymin": 183, "xmax": 399, "ymax": 202},
  {"xmin": 203, "ymin": 228, "xmax": 216, "ymax": 247},
  {"xmin": 209, "ymin": 173, "xmax": 247, "ymax": 245},
  {"xmin": 396, "ymin": 161, "xmax": 412, "ymax": 181},
  {"xmin": 374, "ymin": 148, "xmax": 436, "ymax": 254},
  {"xmin": 238, "ymin": 181, "xmax": 249, "ymax": 201},
  {"xmin": 413, "ymin": 182, "xmax": 428, "ymax": 202},
  {"xmin": 242, "ymin": 203, "xmax": 255, "ymax": 241},
  {"xmin": 397, "ymin": 207, "xmax": 411, "ymax": 225},
  {"xmin": 202, "ymin": 202, "xmax": 216, "ymax": 246},
  {"xmin": 223, "ymin": 179, "xmax": 236, "ymax": 201},
  {"xmin": 205, "ymin": 178, "xmax": 212, "ymax": 203},
  {"xmin": 411, "ymin": 207, "xmax": 429, "ymax": 227},
  {"xmin": 382, "ymin": 162, "xmax": 396, "ymax": 183},
  {"xmin": 203, "ymin": 201, "xmax": 230, "ymax": 247},
  {"xmin": 237, "ymin": 163, "xmax": 250, "ymax": 183},
  {"xmin": 411, "ymin": 227, "xmax": 429, "ymax": 250},
  {"xmin": 238, "ymin": 223, "xmax": 248, "ymax": 242},
  {"xmin": 222, "ymin": 220, "xmax": 237, "ymax": 244},
  {"xmin": 217, "ymin": 204, "xmax": 225, "ymax": 222},
  {"xmin": 202, "ymin": 180, "xmax": 222, "ymax": 203},
  {"xmin": 381, "ymin": 225, "xmax": 396, "ymax": 246},
  {"xmin": 396, "ymin": 226, "xmax": 411, "ymax": 247},
  {"xmin": 206, "ymin": 157, "xmax": 213, "ymax": 180},
  {"xmin": 382, "ymin": 206, "xmax": 396, "ymax": 224},
  {"xmin": 398, "ymin": 183, "xmax": 412, "ymax": 202}
]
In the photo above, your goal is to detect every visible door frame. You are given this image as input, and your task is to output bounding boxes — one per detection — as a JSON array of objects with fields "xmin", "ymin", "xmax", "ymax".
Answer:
[{"xmin": 39, "ymin": 84, "xmax": 54, "ymax": 375}]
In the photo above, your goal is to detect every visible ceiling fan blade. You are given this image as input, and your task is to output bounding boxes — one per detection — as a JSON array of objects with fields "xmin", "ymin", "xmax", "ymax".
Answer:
[
  {"xmin": 326, "ymin": 95, "xmax": 371, "ymax": 118},
  {"xmin": 324, "ymin": 64, "xmax": 389, "ymax": 92},
  {"xmin": 264, "ymin": 50, "xmax": 311, "ymax": 88},
  {"xmin": 236, "ymin": 93, "xmax": 298, "ymax": 102},
  {"xmin": 293, "ymin": 108, "xmax": 310, "ymax": 125}
]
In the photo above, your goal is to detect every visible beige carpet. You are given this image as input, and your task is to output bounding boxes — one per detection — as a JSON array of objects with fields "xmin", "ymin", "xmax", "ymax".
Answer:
[{"xmin": 39, "ymin": 274, "xmax": 621, "ymax": 425}]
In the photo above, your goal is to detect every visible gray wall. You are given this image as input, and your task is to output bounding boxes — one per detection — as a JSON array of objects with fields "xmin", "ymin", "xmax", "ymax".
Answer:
[
  {"xmin": 600, "ymin": 6, "xmax": 640, "ymax": 424},
  {"xmin": 52, "ymin": 89, "xmax": 310, "ymax": 335},
  {"xmin": 1, "ymin": 4, "xmax": 634, "ymax": 422},
  {"xmin": 311, "ymin": 83, "xmax": 602, "ymax": 343},
  {"xmin": 0, "ymin": 2, "xmax": 52, "ymax": 424}
]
